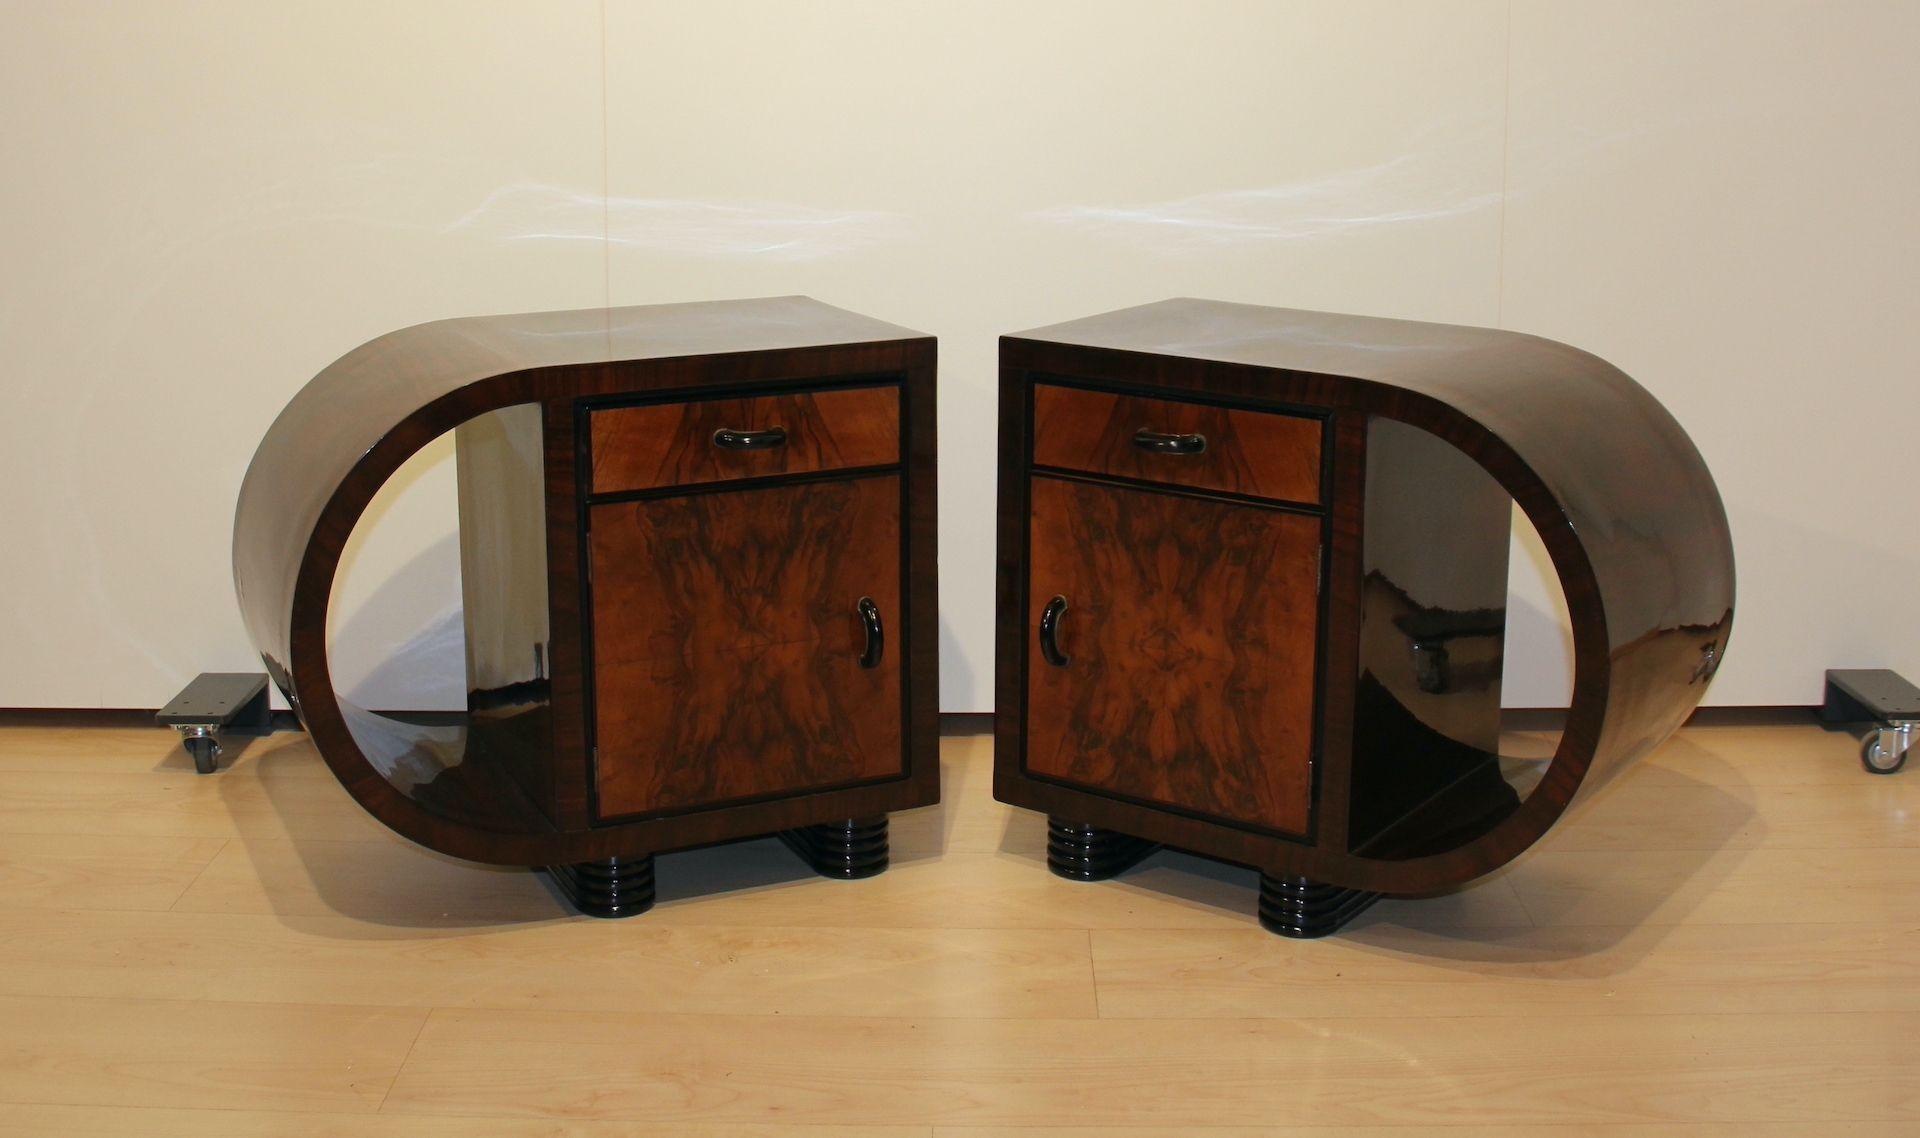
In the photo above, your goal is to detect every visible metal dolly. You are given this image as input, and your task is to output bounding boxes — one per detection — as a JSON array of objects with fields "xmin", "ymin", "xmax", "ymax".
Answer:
[
  {"xmin": 156, "ymin": 672, "xmax": 273, "ymax": 774},
  {"xmin": 1820, "ymin": 669, "xmax": 1920, "ymax": 775}
]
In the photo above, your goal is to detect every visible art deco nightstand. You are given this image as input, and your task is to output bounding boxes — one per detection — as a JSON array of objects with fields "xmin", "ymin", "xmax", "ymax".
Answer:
[
  {"xmin": 235, "ymin": 297, "xmax": 939, "ymax": 917},
  {"xmin": 993, "ymin": 300, "xmax": 1733, "ymax": 937}
]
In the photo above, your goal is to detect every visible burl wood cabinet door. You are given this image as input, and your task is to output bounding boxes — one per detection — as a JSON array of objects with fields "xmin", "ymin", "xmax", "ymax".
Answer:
[
  {"xmin": 1025, "ymin": 477, "xmax": 1321, "ymax": 835},
  {"xmin": 588, "ymin": 476, "xmax": 903, "ymax": 820}
]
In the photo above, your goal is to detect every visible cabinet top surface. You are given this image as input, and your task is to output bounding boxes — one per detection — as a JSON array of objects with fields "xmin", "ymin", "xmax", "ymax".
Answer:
[
  {"xmin": 362, "ymin": 295, "xmax": 928, "ymax": 375},
  {"xmin": 1007, "ymin": 298, "xmax": 1603, "ymax": 388}
]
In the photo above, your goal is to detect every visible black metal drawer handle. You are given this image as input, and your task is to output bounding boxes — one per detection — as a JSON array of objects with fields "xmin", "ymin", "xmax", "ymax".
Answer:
[
  {"xmin": 858, "ymin": 597, "xmax": 884, "ymax": 669},
  {"xmin": 713, "ymin": 426, "xmax": 787, "ymax": 451},
  {"xmin": 1132, "ymin": 429, "xmax": 1207, "ymax": 455},
  {"xmin": 1039, "ymin": 595, "xmax": 1070, "ymax": 667}
]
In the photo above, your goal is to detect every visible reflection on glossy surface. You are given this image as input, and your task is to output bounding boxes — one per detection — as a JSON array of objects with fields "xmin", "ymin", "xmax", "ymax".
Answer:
[
  {"xmin": 233, "ymin": 297, "xmax": 936, "ymax": 866},
  {"xmin": 339, "ymin": 701, "xmax": 463, "ymax": 793},
  {"xmin": 1352, "ymin": 417, "xmax": 1515, "ymax": 855},
  {"xmin": 1000, "ymin": 299, "xmax": 1737, "ymax": 893},
  {"xmin": 454, "ymin": 403, "xmax": 555, "ymax": 828}
]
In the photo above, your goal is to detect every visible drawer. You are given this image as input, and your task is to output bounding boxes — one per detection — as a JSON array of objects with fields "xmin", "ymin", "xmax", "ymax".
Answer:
[
  {"xmin": 1031, "ymin": 383, "xmax": 1322, "ymax": 505},
  {"xmin": 590, "ymin": 384, "xmax": 899, "ymax": 495}
]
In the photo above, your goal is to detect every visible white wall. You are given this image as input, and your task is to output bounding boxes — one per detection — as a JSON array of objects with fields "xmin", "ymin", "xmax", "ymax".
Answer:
[{"xmin": 2, "ymin": 1, "xmax": 1913, "ymax": 712}]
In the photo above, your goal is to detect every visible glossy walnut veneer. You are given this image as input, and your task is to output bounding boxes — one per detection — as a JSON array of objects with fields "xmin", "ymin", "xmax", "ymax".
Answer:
[
  {"xmin": 233, "ymin": 297, "xmax": 939, "ymax": 869},
  {"xmin": 589, "ymin": 474, "xmax": 905, "ymax": 820},
  {"xmin": 1033, "ymin": 382, "xmax": 1322, "ymax": 504},
  {"xmin": 588, "ymin": 384, "xmax": 899, "ymax": 495},
  {"xmin": 1025, "ymin": 476, "xmax": 1319, "ymax": 836},
  {"xmin": 995, "ymin": 299, "xmax": 1735, "ymax": 900}
]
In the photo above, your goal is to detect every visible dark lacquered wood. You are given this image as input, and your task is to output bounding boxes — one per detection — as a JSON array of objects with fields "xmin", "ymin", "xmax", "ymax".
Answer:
[
  {"xmin": 994, "ymin": 299, "xmax": 1735, "ymax": 895},
  {"xmin": 1347, "ymin": 416, "xmax": 1514, "ymax": 854},
  {"xmin": 588, "ymin": 384, "xmax": 899, "ymax": 495},
  {"xmin": 778, "ymin": 816, "xmax": 890, "ymax": 879},
  {"xmin": 1025, "ymin": 476, "xmax": 1319, "ymax": 836},
  {"xmin": 454, "ymin": 403, "xmax": 556, "ymax": 825},
  {"xmin": 233, "ymin": 297, "xmax": 939, "ymax": 866},
  {"xmin": 541, "ymin": 856, "xmax": 656, "ymax": 919},
  {"xmin": 1045, "ymin": 818, "xmax": 1159, "ymax": 881},
  {"xmin": 1032, "ymin": 383, "xmax": 1323, "ymax": 504},
  {"xmin": 589, "ymin": 475, "xmax": 904, "ymax": 820}
]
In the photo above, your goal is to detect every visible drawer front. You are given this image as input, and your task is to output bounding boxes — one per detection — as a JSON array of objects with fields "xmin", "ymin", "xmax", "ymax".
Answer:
[
  {"xmin": 1025, "ymin": 476, "xmax": 1319, "ymax": 836},
  {"xmin": 588, "ymin": 475, "xmax": 904, "ymax": 820},
  {"xmin": 590, "ymin": 384, "xmax": 899, "ymax": 495},
  {"xmin": 1032, "ymin": 383, "xmax": 1322, "ymax": 505}
]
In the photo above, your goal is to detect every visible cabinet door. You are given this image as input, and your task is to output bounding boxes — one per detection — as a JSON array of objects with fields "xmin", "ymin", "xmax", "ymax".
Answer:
[
  {"xmin": 588, "ymin": 475, "xmax": 903, "ymax": 820},
  {"xmin": 1026, "ymin": 477, "xmax": 1320, "ymax": 835}
]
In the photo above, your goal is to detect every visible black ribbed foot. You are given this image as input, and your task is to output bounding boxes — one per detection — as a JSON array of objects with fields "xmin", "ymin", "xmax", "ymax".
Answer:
[
  {"xmin": 1258, "ymin": 874, "xmax": 1380, "ymax": 938},
  {"xmin": 779, "ymin": 816, "xmax": 889, "ymax": 879},
  {"xmin": 542, "ymin": 855, "xmax": 656, "ymax": 918},
  {"xmin": 1046, "ymin": 817, "xmax": 1159, "ymax": 881}
]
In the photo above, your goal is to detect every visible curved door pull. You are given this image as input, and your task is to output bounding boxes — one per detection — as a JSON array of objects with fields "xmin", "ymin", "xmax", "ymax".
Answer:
[
  {"xmin": 857, "ymin": 597, "xmax": 884, "ymax": 669},
  {"xmin": 713, "ymin": 426, "xmax": 788, "ymax": 451},
  {"xmin": 1132, "ymin": 429, "xmax": 1206, "ymax": 455},
  {"xmin": 1039, "ymin": 595, "xmax": 1071, "ymax": 667}
]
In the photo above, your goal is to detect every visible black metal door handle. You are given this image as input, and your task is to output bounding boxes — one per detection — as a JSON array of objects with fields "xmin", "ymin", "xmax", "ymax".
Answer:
[
  {"xmin": 713, "ymin": 426, "xmax": 788, "ymax": 450},
  {"xmin": 1132, "ymin": 429, "xmax": 1206, "ymax": 455},
  {"xmin": 858, "ymin": 597, "xmax": 883, "ymax": 669},
  {"xmin": 1039, "ymin": 595, "xmax": 1070, "ymax": 667}
]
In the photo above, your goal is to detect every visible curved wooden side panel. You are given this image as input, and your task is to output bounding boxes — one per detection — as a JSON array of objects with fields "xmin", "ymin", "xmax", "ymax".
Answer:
[
  {"xmin": 233, "ymin": 297, "xmax": 939, "ymax": 865},
  {"xmin": 997, "ymin": 299, "xmax": 1735, "ymax": 895}
]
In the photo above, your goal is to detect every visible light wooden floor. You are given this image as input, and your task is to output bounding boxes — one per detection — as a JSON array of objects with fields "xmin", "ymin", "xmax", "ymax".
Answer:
[{"xmin": 0, "ymin": 721, "xmax": 1914, "ymax": 1135}]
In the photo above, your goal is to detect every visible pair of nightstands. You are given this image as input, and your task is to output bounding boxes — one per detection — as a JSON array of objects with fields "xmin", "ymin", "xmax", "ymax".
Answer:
[{"xmin": 233, "ymin": 296, "xmax": 1732, "ymax": 936}]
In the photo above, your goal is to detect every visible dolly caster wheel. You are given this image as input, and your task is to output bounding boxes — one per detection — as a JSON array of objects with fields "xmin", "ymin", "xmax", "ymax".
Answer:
[
  {"xmin": 182, "ymin": 731, "xmax": 220, "ymax": 775},
  {"xmin": 1862, "ymin": 727, "xmax": 1911, "ymax": 775}
]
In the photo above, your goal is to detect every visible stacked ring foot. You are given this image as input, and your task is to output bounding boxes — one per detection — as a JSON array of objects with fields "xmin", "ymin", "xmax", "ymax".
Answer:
[
  {"xmin": 1046, "ymin": 818, "xmax": 1159, "ymax": 881},
  {"xmin": 543, "ymin": 855, "xmax": 657, "ymax": 919},
  {"xmin": 779, "ymin": 816, "xmax": 890, "ymax": 879}
]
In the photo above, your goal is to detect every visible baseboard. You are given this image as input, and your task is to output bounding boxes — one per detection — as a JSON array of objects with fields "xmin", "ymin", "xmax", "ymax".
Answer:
[
  {"xmin": 0, "ymin": 705, "xmax": 1822, "ymax": 736},
  {"xmin": 938, "ymin": 712, "xmax": 994, "ymax": 736},
  {"xmin": 0, "ymin": 708, "xmax": 304, "ymax": 730},
  {"xmin": 1502, "ymin": 705, "xmax": 1819, "ymax": 731}
]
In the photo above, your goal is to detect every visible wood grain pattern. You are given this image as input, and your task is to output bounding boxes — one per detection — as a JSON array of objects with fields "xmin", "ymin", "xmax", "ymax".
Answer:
[
  {"xmin": 591, "ymin": 475, "xmax": 903, "ymax": 819},
  {"xmin": 0, "ymin": 1106, "xmax": 925, "ymax": 1138},
  {"xmin": 0, "ymin": 722, "xmax": 1916, "ymax": 1131},
  {"xmin": 590, "ymin": 384, "xmax": 899, "ymax": 495},
  {"xmin": 231, "ymin": 298, "xmax": 938, "ymax": 865},
  {"xmin": 382, "ymin": 1005, "xmax": 1918, "ymax": 1126},
  {"xmin": 0, "ymin": 909, "xmax": 1097, "ymax": 1019},
  {"xmin": 1032, "ymin": 383, "xmax": 1322, "ymax": 503},
  {"xmin": 0, "ymin": 832, "xmax": 227, "ymax": 911},
  {"xmin": 0, "ymin": 993, "xmax": 426, "ymax": 1113},
  {"xmin": 1090, "ymin": 922, "xmax": 1920, "ymax": 1019},
  {"xmin": 1025, "ymin": 477, "xmax": 1320, "ymax": 835},
  {"xmin": 997, "ymin": 300, "xmax": 1735, "ymax": 894}
]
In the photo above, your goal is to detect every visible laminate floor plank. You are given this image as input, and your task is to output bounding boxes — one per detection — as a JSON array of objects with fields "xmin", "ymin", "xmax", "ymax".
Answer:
[
  {"xmin": 0, "ymin": 994, "xmax": 425, "ymax": 1113},
  {"xmin": 0, "ymin": 831, "xmax": 226, "ymax": 911},
  {"xmin": 0, "ymin": 767, "xmax": 388, "ymax": 842},
  {"xmin": 1090, "ymin": 921, "xmax": 1920, "ymax": 1018},
  {"xmin": 0, "ymin": 908, "xmax": 1097, "ymax": 1019},
  {"xmin": 381, "ymin": 1006, "xmax": 1919, "ymax": 1126},
  {"xmin": 935, "ymin": 1126, "xmax": 1920, "ymax": 1137},
  {"xmin": 0, "ymin": 720, "xmax": 1912, "ymax": 1132},
  {"xmin": 0, "ymin": 1103, "xmax": 926, "ymax": 1136}
]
